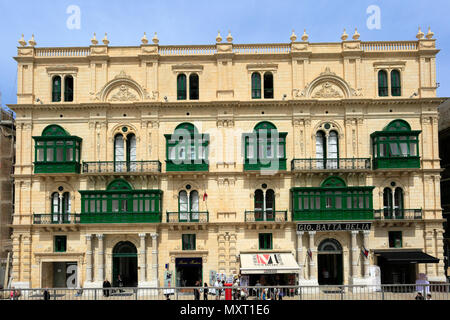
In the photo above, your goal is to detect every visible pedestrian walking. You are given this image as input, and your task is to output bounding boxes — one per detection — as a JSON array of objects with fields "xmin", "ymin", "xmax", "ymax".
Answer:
[
  {"xmin": 103, "ymin": 279, "xmax": 111, "ymax": 297},
  {"xmin": 117, "ymin": 274, "xmax": 124, "ymax": 292},
  {"xmin": 426, "ymin": 293, "xmax": 432, "ymax": 300},
  {"xmin": 214, "ymin": 279, "xmax": 220, "ymax": 300},
  {"xmin": 194, "ymin": 281, "xmax": 200, "ymax": 300},
  {"xmin": 203, "ymin": 283, "xmax": 209, "ymax": 300},
  {"xmin": 43, "ymin": 288, "xmax": 50, "ymax": 300}
]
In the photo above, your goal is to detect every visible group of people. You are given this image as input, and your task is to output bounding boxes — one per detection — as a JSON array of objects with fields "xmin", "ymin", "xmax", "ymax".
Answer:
[
  {"xmin": 193, "ymin": 277, "xmax": 289, "ymax": 300},
  {"xmin": 253, "ymin": 280, "xmax": 285, "ymax": 300},
  {"xmin": 415, "ymin": 292, "xmax": 433, "ymax": 300},
  {"xmin": 102, "ymin": 275, "xmax": 124, "ymax": 297}
]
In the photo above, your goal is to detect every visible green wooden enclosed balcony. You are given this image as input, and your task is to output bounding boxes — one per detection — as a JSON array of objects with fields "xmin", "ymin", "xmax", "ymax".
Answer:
[
  {"xmin": 374, "ymin": 208, "xmax": 423, "ymax": 220},
  {"xmin": 33, "ymin": 125, "xmax": 82, "ymax": 174},
  {"xmin": 291, "ymin": 176, "xmax": 374, "ymax": 221},
  {"xmin": 371, "ymin": 119, "xmax": 421, "ymax": 169},
  {"xmin": 79, "ymin": 179, "xmax": 163, "ymax": 224},
  {"xmin": 33, "ymin": 213, "xmax": 81, "ymax": 224},
  {"xmin": 291, "ymin": 158, "xmax": 371, "ymax": 171},
  {"xmin": 165, "ymin": 122, "xmax": 209, "ymax": 172},
  {"xmin": 82, "ymin": 161, "xmax": 161, "ymax": 174},
  {"xmin": 166, "ymin": 211, "xmax": 209, "ymax": 223},
  {"xmin": 243, "ymin": 121, "xmax": 287, "ymax": 171},
  {"xmin": 244, "ymin": 210, "xmax": 288, "ymax": 222}
]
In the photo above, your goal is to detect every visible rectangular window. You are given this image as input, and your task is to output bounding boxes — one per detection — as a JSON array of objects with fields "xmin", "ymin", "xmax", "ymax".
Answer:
[
  {"xmin": 388, "ymin": 231, "xmax": 402, "ymax": 248},
  {"xmin": 54, "ymin": 235, "xmax": 67, "ymax": 252},
  {"xmin": 259, "ymin": 233, "xmax": 273, "ymax": 250},
  {"xmin": 182, "ymin": 234, "xmax": 196, "ymax": 250}
]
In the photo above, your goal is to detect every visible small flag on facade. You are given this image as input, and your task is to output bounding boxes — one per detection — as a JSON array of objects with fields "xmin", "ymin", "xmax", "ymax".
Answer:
[
  {"xmin": 362, "ymin": 247, "xmax": 369, "ymax": 258},
  {"xmin": 307, "ymin": 248, "xmax": 312, "ymax": 260},
  {"xmin": 203, "ymin": 192, "xmax": 208, "ymax": 201}
]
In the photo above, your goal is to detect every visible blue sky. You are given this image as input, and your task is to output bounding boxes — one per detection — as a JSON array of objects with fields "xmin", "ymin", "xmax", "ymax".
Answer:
[{"xmin": 0, "ymin": 0, "xmax": 449, "ymax": 110}]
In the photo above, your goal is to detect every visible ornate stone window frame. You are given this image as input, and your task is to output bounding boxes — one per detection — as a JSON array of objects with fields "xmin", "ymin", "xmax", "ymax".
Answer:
[
  {"xmin": 373, "ymin": 61, "xmax": 406, "ymax": 98},
  {"xmin": 46, "ymin": 66, "xmax": 78, "ymax": 103}
]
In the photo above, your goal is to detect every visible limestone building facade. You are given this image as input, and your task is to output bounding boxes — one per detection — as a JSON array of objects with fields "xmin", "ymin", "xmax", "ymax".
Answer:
[{"xmin": 9, "ymin": 29, "xmax": 446, "ymax": 289}]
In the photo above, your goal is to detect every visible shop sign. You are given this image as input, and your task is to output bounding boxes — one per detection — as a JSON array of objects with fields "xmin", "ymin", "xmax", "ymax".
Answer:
[
  {"xmin": 297, "ymin": 222, "xmax": 371, "ymax": 232},
  {"xmin": 252, "ymin": 253, "xmax": 284, "ymax": 267}
]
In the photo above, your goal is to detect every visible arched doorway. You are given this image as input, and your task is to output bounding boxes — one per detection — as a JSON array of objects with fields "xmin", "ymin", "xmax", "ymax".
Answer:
[
  {"xmin": 318, "ymin": 239, "xmax": 343, "ymax": 285},
  {"xmin": 112, "ymin": 241, "xmax": 138, "ymax": 287}
]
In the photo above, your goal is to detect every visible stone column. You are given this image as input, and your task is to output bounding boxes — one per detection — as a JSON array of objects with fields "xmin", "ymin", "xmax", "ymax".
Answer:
[
  {"xmin": 362, "ymin": 231, "xmax": 370, "ymax": 278},
  {"xmin": 151, "ymin": 233, "xmax": 159, "ymax": 287},
  {"xmin": 296, "ymin": 231, "xmax": 304, "ymax": 279},
  {"xmin": 97, "ymin": 234, "xmax": 104, "ymax": 282},
  {"xmin": 351, "ymin": 231, "xmax": 360, "ymax": 279},
  {"xmin": 85, "ymin": 234, "xmax": 93, "ymax": 283},
  {"xmin": 139, "ymin": 233, "xmax": 147, "ymax": 284},
  {"xmin": 308, "ymin": 231, "xmax": 317, "ymax": 281}
]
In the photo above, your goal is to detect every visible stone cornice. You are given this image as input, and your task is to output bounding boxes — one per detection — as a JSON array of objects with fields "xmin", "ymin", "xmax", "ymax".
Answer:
[{"xmin": 8, "ymin": 97, "xmax": 447, "ymax": 113}]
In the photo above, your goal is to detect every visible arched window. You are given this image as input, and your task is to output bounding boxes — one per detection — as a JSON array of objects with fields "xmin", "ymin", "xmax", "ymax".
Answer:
[
  {"xmin": 52, "ymin": 76, "xmax": 62, "ymax": 102},
  {"xmin": 263, "ymin": 72, "xmax": 274, "ymax": 99},
  {"xmin": 316, "ymin": 130, "xmax": 339, "ymax": 169},
  {"xmin": 254, "ymin": 188, "xmax": 275, "ymax": 221},
  {"xmin": 378, "ymin": 70, "xmax": 388, "ymax": 97},
  {"xmin": 51, "ymin": 192, "xmax": 71, "ymax": 223},
  {"xmin": 64, "ymin": 75, "xmax": 74, "ymax": 102},
  {"xmin": 383, "ymin": 186, "xmax": 404, "ymax": 218},
  {"xmin": 391, "ymin": 70, "xmax": 401, "ymax": 96},
  {"xmin": 177, "ymin": 74, "xmax": 187, "ymax": 100},
  {"xmin": 189, "ymin": 73, "xmax": 199, "ymax": 100},
  {"xmin": 178, "ymin": 190, "xmax": 199, "ymax": 222},
  {"xmin": 114, "ymin": 132, "xmax": 137, "ymax": 172},
  {"xmin": 251, "ymin": 73, "xmax": 261, "ymax": 99},
  {"xmin": 394, "ymin": 187, "xmax": 404, "ymax": 217},
  {"xmin": 316, "ymin": 131, "xmax": 326, "ymax": 169}
]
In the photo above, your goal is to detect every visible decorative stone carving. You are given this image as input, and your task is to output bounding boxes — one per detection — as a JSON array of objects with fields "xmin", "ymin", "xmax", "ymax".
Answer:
[
  {"xmin": 108, "ymin": 85, "xmax": 139, "ymax": 102},
  {"xmin": 312, "ymin": 82, "xmax": 343, "ymax": 98},
  {"xmin": 292, "ymin": 43, "xmax": 308, "ymax": 51}
]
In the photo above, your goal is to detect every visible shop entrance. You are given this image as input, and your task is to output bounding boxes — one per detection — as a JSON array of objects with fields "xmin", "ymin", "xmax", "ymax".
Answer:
[
  {"xmin": 317, "ymin": 239, "xmax": 343, "ymax": 285},
  {"xmin": 175, "ymin": 258, "xmax": 202, "ymax": 287},
  {"xmin": 112, "ymin": 241, "xmax": 138, "ymax": 287}
]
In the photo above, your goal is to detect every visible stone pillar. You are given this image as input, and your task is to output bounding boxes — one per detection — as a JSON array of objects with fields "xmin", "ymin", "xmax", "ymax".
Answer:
[
  {"xmin": 85, "ymin": 234, "xmax": 93, "ymax": 283},
  {"xmin": 351, "ymin": 231, "xmax": 360, "ymax": 279},
  {"xmin": 362, "ymin": 231, "xmax": 370, "ymax": 278},
  {"xmin": 308, "ymin": 231, "xmax": 317, "ymax": 281},
  {"xmin": 139, "ymin": 233, "xmax": 147, "ymax": 286},
  {"xmin": 296, "ymin": 231, "xmax": 304, "ymax": 279},
  {"xmin": 97, "ymin": 234, "xmax": 104, "ymax": 282},
  {"xmin": 151, "ymin": 233, "xmax": 159, "ymax": 287}
]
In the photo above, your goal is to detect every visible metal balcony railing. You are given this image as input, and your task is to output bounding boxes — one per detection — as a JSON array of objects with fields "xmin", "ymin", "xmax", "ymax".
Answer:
[
  {"xmin": 245, "ymin": 210, "xmax": 288, "ymax": 222},
  {"xmin": 166, "ymin": 211, "xmax": 209, "ymax": 223},
  {"xmin": 33, "ymin": 214, "xmax": 81, "ymax": 225},
  {"xmin": 374, "ymin": 209, "xmax": 423, "ymax": 220},
  {"xmin": 291, "ymin": 158, "xmax": 371, "ymax": 171},
  {"xmin": 82, "ymin": 161, "xmax": 161, "ymax": 174}
]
